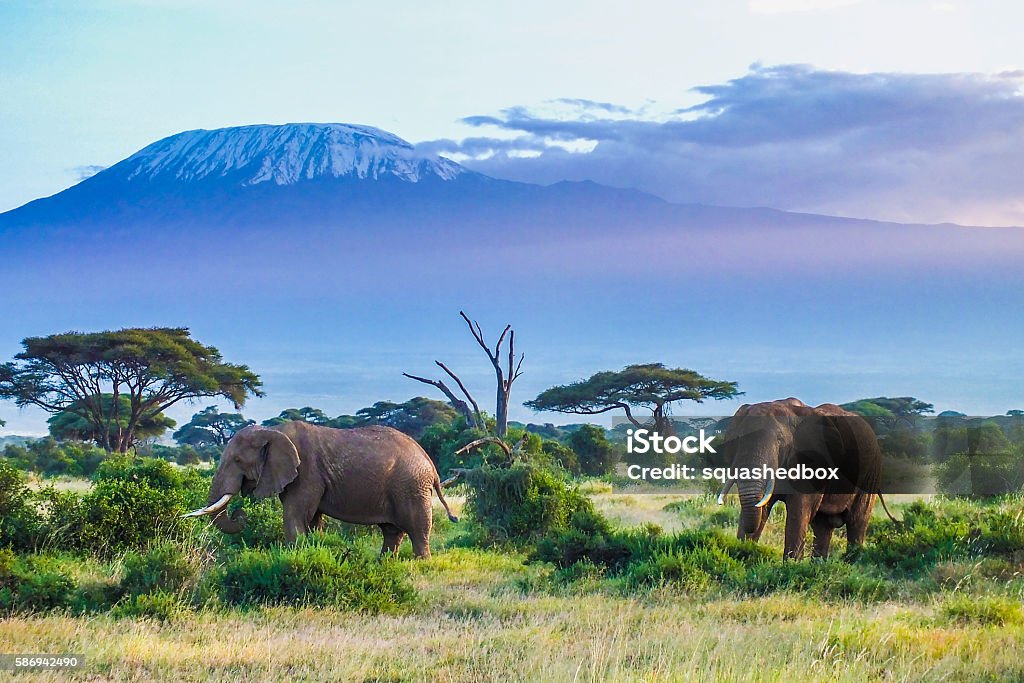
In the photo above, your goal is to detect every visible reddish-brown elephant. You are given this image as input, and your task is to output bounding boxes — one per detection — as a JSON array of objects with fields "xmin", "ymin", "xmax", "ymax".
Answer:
[
  {"xmin": 182, "ymin": 421, "xmax": 457, "ymax": 558},
  {"xmin": 718, "ymin": 398, "xmax": 881, "ymax": 559}
]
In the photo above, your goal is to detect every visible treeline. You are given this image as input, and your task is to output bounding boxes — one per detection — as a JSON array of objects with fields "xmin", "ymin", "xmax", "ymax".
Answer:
[{"xmin": 2, "ymin": 398, "xmax": 623, "ymax": 480}]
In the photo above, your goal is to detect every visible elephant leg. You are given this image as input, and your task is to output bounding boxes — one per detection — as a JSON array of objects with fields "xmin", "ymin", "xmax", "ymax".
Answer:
[
  {"xmin": 810, "ymin": 517, "xmax": 834, "ymax": 558},
  {"xmin": 409, "ymin": 528, "xmax": 431, "ymax": 559},
  {"xmin": 845, "ymin": 493, "xmax": 876, "ymax": 552},
  {"xmin": 283, "ymin": 516, "xmax": 305, "ymax": 544},
  {"xmin": 379, "ymin": 523, "xmax": 407, "ymax": 556},
  {"xmin": 282, "ymin": 501, "xmax": 314, "ymax": 544},
  {"xmin": 783, "ymin": 494, "xmax": 821, "ymax": 560}
]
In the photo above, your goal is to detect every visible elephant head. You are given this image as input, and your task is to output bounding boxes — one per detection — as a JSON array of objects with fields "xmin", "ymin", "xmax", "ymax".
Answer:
[
  {"xmin": 719, "ymin": 398, "xmax": 816, "ymax": 541},
  {"xmin": 181, "ymin": 425, "xmax": 300, "ymax": 534}
]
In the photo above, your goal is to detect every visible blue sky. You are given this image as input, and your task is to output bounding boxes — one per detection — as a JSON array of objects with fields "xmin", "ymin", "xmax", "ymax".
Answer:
[
  {"xmin": 2, "ymin": 0, "xmax": 1023, "ymax": 434},
  {"xmin": 3, "ymin": 1, "xmax": 1024, "ymax": 223}
]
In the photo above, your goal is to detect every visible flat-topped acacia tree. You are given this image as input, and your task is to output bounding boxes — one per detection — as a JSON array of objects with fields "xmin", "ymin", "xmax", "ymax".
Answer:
[
  {"xmin": 525, "ymin": 363, "xmax": 740, "ymax": 436},
  {"xmin": 0, "ymin": 327, "xmax": 262, "ymax": 452}
]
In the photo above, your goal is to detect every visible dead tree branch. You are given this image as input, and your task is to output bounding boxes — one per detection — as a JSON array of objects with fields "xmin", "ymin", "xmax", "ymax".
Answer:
[{"xmin": 402, "ymin": 372, "xmax": 481, "ymax": 429}]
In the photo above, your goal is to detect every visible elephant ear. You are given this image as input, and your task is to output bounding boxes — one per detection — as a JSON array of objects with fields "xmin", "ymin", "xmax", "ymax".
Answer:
[{"xmin": 251, "ymin": 429, "xmax": 300, "ymax": 499}]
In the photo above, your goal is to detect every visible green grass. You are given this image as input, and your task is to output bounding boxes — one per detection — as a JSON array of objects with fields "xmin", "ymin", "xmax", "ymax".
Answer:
[{"xmin": 3, "ymin": 493, "xmax": 1024, "ymax": 681}]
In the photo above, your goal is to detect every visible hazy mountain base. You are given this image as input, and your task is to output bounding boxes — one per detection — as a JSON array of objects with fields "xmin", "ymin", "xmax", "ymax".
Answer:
[{"xmin": 3, "ymin": 493, "xmax": 1023, "ymax": 682}]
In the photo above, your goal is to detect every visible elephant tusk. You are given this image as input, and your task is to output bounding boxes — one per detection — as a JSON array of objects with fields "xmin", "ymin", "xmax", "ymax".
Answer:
[
  {"xmin": 180, "ymin": 493, "xmax": 233, "ymax": 518},
  {"xmin": 716, "ymin": 478, "xmax": 736, "ymax": 505},
  {"xmin": 754, "ymin": 474, "xmax": 775, "ymax": 508}
]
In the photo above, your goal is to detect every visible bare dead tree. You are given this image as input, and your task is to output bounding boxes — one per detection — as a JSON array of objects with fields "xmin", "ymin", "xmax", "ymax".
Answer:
[
  {"xmin": 403, "ymin": 310, "xmax": 524, "ymax": 437},
  {"xmin": 459, "ymin": 311, "xmax": 524, "ymax": 437},
  {"xmin": 455, "ymin": 433, "xmax": 529, "ymax": 466},
  {"xmin": 403, "ymin": 360, "xmax": 483, "ymax": 430}
]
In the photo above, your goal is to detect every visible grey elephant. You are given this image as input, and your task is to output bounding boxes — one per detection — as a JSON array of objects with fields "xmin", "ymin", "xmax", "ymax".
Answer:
[
  {"xmin": 182, "ymin": 421, "xmax": 458, "ymax": 558},
  {"xmin": 717, "ymin": 398, "xmax": 881, "ymax": 559}
]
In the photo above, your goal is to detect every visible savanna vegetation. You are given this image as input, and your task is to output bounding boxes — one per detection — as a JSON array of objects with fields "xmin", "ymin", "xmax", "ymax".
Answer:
[{"xmin": 1, "ymin": 324, "xmax": 1023, "ymax": 681}]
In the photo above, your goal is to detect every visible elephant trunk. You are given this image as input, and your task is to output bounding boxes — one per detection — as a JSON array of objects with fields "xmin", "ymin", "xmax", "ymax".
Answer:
[
  {"xmin": 738, "ymin": 481, "xmax": 764, "ymax": 539},
  {"xmin": 206, "ymin": 465, "xmax": 247, "ymax": 535}
]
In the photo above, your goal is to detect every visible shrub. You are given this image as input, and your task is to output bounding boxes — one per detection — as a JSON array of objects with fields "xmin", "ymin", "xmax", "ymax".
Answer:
[
  {"xmin": 740, "ymin": 560, "xmax": 891, "ymax": 600},
  {"xmin": 216, "ymin": 538, "xmax": 415, "ymax": 612},
  {"xmin": 862, "ymin": 499, "xmax": 1024, "ymax": 573},
  {"xmin": 464, "ymin": 462, "xmax": 592, "ymax": 543},
  {"xmin": 534, "ymin": 507, "xmax": 632, "ymax": 569},
  {"xmin": 942, "ymin": 594, "xmax": 1022, "ymax": 625},
  {"xmin": 76, "ymin": 479, "xmax": 186, "ymax": 557},
  {"xmin": 535, "ymin": 509, "xmax": 797, "ymax": 595},
  {"xmin": 568, "ymin": 425, "xmax": 619, "ymax": 476},
  {"xmin": 121, "ymin": 541, "xmax": 197, "ymax": 596},
  {"xmin": 2, "ymin": 438, "xmax": 105, "ymax": 477},
  {"xmin": 541, "ymin": 440, "xmax": 580, "ymax": 475},
  {"xmin": 0, "ymin": 460, "xmax": 41, "ymax": 551},
  {"xmin": 94, "ymin": 455, "xmax": 183, "ymax": 490},
  {"xmin": 111, "ymin": 591, "xmax": 183, "ymax": 621},
  {"xmin": 935, "ymin": 450, "xmax": 1024, "ymax": 497},
  {"xmin": 218, "ymin": 497, "xmax": 286, "ymax": 549},
  {"xmin": 0, "ymin": 551, "xmax": 75, "ymax": 613},
  {"xmin": 419, "ymin": 419, "xmax": 491, "ymax": 474},
  {"xmin": 34, "ymin": 486, "xmax": 86, "ymax": 551}
]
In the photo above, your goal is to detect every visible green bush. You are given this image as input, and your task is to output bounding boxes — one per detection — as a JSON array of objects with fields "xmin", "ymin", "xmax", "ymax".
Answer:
[
  {"xmin": 33, "ymin": 486, "xmax": 86, "ymax": 550},
  {"xmin": 942, "ymin": 594, "xmax": 1022, "ymax": 625},
  {"xmin": 217, "ymin": 497, "xmax": 286, "ymax": 549},
  {"xmin": 94, "ymin": 455, "xmax": 184, "ymax": 489},
  {"xmin": 935, "ymin": 450, "xmax": 1024, "ymax": 497},
  {"xmin": 0, "ymin": 460, "xmax": 41, "ymax": 551},
  {"xmin": 76, "ymin": 479, "xmax": 185, "ymax": 557},
  {"xmin": 862, "ymin": 499, "xmax": 1024, "ymax": 573},
  {"xmin": 740, "ymin": 559, "xmax": 891, "ymax": 600},
  {"xmin": 0, "ymin": 551, "xmax": 75, "ymax": 613},
  {"xmin": 541, "ymin": 440, "xmax": 580, "ymax": 475},
  {"xmin": 534, "ymin": 507, "xmax": 632, "ymax": 569},
  {"xmin": 568, "ymin": 425, "xmax": 619, "ymax": 476},
  {"xmin": 216, "ymin": 537, "xmax": 415, "ymax": 612},
  {"xmin": 2, "ymin": 438, "xmax": 106, "ymax": 477},
  {"xmin": 419, "ymin": 419, "xmax": 491, "ymax": 474},
  {"xmin": 121, "ymin": 541, "xmax": 197, "ymax": 596},
  {"xmin": 464, "ymin": 462, "xmax": 592, "ymax": 543},
  {"xmin": 111, "ymin": 591, "xmax": 183, "ymax": 621}
]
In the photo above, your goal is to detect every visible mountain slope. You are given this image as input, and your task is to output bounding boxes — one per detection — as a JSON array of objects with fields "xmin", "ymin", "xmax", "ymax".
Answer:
[
  {"xmin": 0, "ymin": 122, "xmax": 1022, "ymax": 425},
  {"xmin": 112, "ymin": 123, "xmax": 466, "ymax": 185}
]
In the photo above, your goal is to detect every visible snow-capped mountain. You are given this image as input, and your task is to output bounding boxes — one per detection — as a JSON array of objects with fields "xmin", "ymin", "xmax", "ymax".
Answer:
[
  {"xmin": 1, "ymin": 121, "xmax": 1021, "ymax": 427},
  {"xmin": 111, "ymin": 123, "xmax": 466, "ymax": 185}
]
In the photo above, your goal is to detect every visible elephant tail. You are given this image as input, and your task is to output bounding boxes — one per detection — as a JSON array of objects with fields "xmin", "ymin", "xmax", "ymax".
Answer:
[
  {"xmin": 877, "ymin": 493, "xmax": 900, "ymax": 524},
  {"xmin": 434, "ymin": 476, "xmax": 459, "ymax": 523}
]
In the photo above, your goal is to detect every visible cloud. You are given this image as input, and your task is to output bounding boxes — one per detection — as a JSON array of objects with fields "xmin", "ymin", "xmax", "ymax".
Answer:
[
  {"xmin": 70, "ymin": 165, "xmax": 107, "ymax": 181},
  {"xmin": 422, "ymin": 64, "xmax": 1024, "ymax": 226}
]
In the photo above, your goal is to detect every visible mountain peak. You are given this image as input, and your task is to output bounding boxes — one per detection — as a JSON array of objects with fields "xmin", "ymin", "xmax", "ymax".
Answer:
[{"xmin": 110, "ymin": 122, "xmax": 465, "ymax": 186}]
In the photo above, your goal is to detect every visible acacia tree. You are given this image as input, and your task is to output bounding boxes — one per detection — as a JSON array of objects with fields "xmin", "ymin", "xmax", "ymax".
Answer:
[
  {"xmin": 49, "ymin": 394, "xmax": 176, "ymax": 445},
  {"xmin": 525, "ymin": 363, "xmax": 739, "ymax": 435},
  {"xmin": 404, "ymin": 311, "xmax": 524, "ymax": 437},
  {"xmin": 173, "ymin": 406, "xmax": 254, "ymax": 450},
  {"xmin": 261, "ymin": 407, "xmax": 333, "ymax": 427},
  {"xmin": 0, "ymin": 328, "xmax": 262, "ymax": 452},
  {"xmin": 840, "ymin": 396, "xmax": 934, "ymax": 428},
  {"xmin": 355, "ymin": 397, "xmax": 458, "ymax": 438}
]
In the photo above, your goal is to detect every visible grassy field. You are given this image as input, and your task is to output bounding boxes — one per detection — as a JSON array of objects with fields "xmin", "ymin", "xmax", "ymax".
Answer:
[{"xmin": 2, "ymin": 492, "xmax": 1023, "ymax": 682}]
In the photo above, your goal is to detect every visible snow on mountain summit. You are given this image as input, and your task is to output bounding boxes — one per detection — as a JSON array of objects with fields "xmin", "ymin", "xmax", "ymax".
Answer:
[{"xmin": 116, "ymin": 123, "xmax": 465, "ymax": 185}]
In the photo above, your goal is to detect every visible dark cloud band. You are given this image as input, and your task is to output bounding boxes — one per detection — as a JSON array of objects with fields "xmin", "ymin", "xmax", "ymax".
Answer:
[{"xmin": 419, "ymin": 64, "xmax": 1024, "ymax": 226}]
